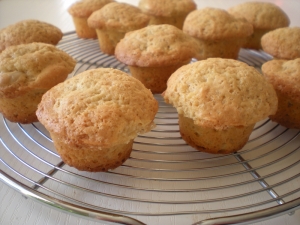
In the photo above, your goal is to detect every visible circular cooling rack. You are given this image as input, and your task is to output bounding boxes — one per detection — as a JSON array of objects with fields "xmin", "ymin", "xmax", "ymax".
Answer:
[{"xmin": 1, "ymin": 32, "xmax": 300, "ymax": 225}]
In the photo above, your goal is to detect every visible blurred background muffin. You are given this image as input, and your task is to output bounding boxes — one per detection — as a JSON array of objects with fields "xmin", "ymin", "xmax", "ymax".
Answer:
[
  {"xmin": 163, "ymin": 58, "xmax": 278, "ymax": 154},
  {"xmin": 36, "ymin": 68, "xmax": 158, "ymax": 172},
  {"xmin": 262, "ymin": 58, "xmax": 300, "ymax": 129},
  {"xmin": 0, "ymin": 43, "xmax": 76, "ymax": 123},
  {"xmin": 138, "ymin": 0, "xmax": 196, "ymax": 29},
  {"xmin": 261, "ymin": 27, "xmax": 300, "ymax": 60},
  {"xmin": 115, "ymin": 24, "xmax": 199, "ymax": 93},
  {"xmin": 228, "ymin": 2, "xmax": 290, "ymax": 50},
  {"xmin": 88, "ymin": 2, "xmax": 150, "ymax": 55},
  {"xmin": 183, "ymin": 7, "xmax": 253, "ymax": 60},
  {"xmin": 0, "ymin": 19, "xmax": 63, "ymax": 52},
  {"xmin": 68, "ymin": 0, "xmax": 114, "ymax": 39}
]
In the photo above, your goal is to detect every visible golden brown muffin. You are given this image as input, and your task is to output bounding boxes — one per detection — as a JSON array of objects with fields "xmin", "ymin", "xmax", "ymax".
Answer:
[
  {"xmin": 261, "ymin": 27, "xmax": 300, "ymax": 60},
  {"xmin": 183, "ymin": 7, "xmax": 253, "ymax": 60},
  {"xmin": 262, "ymin": 58, "xmax": 300, "ymax": 129},
  {"xmin": 138, "ymin": 0, "xmax": 196, "ymax": 29},
  {"xmin": 0, "ymin": 43, "xmax": 76, "ymax": 124},
  {"xmin": 36, "ymin": 68, "xmax": 158, "ymax": 172},
  {"xmin": 68, "ymin": 0, "xmax": 114, "ymax": 39},
  {"xmin": 0, "ymin": 20, "xmax": 63, "ymax": 52},
  {"xmin": 163, "ymin": 58, "xmax": 278, "ymax": 154},
  {"xmin": 228, "ymin": 2, "xmax": 290, "ymax": 50},
  {"xmin": 87, "ymin": 2, "xmax": 150, "ymax": 55},
  {"xmin": 115, "ymin": 24, "xmax": 199, "ymax": 93}
]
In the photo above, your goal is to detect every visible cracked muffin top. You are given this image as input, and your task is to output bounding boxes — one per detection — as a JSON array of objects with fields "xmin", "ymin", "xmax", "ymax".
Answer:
[
  {"xmin": 163, "ymin": 58, "xmax": 278, "ymax": 129},
  {"xmin": 36, "ymin": 68, "xmax": 158, "ymax": 148},
  {"xmin": 183, "ymin": 7, "xmax": 253, "ymax": 40},
  {"xmin": 115, "ymin": 24, "xmax": 199, "ymax": 67},
  {"xmin": 87, "ymin": 2, "xmax": 150, "ymax": 31},
  {"xmin": 68, "ymin": 0, "xmax": 114, "ymax": 18},
  {"xmin": 228, "ymin": 2, "xmax": 289, "ymax": 30},
  {"xmin": 0, "ymin": 42, "xmax": 76, "ymax": 98}
]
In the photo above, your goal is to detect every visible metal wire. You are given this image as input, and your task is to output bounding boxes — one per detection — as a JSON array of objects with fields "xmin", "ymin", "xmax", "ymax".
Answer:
[{"xmin": 0, "ymin": 32, "xmax": 300, "ymax": 225}]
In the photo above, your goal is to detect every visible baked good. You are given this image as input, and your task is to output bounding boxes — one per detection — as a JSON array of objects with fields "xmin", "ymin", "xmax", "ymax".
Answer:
[
  {"xmin": 0, "ymin": 43, "xmax": 76, "ymax": 123},
  {"xmin": 163, "ymin": 58, "xmax": 278, "ymax": 154},
  {"xmin": 115, "ymin": 24, "xmax": 199, "ymax": 93},
  {"xmin": 87, "ymin": 2, "xmax": 150, "ymax": 55},
  {"xmin": 0, "ymin": 20, "xmax": 63, "ymax": 52},
  {"xmin": 262, "ymin": 58, "xmax": 300, "ymax": 128},
  {"xmin": 261, "ymin": 27, "xmax": 300, "ymax": 60},
  {"xmin": 68, "ymin": 0, "xmax": 114, "ymax": 39},
  {"xmin": 138, "ymin": 0, "xmax": 196, "ymax": 29},
  {"xmin": 36, "ymin": 68, "xmax": 158, "ymax": 172},
  {"xmin": 228, "ymin": 2, "xmax": 290, "ymax": 49},
  {"xmin": 183, "ymin": 7, "xmax": 253, "ymax": 60}
]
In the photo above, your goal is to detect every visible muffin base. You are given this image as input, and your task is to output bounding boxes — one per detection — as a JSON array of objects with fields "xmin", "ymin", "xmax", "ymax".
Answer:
[
  {"xmin": 96, "ymin": 29, "xmax": 125, "ymax": 55},
  {"xmin": 269, "ymin": 92, "xmax": 300, "ymax": 129},
  {"xmin": 128, "ymin": 60, "xmax": 190, "ymax": 94},
  {"xmin": 72, "ymin": 17, "xmax": 97, "ymax": 39},
  {"xmin": 242, "ymin": 29, "xmax": 270, "ymax": 50},
  {"xmin": 148, "ymin": 14, "xmax": 187, "ymax": 29},
  {"xmin": 195, "ymin": 38, "xmax": 246, "ymax": 60},
  {"xmin": 51, "ymin": 133, "xmax": 133, "ymax": 172},
  {"xmin": 178, "ymin": 115, "xmax": 254, "ymax": 154},
  {"xmin": 0, "ymin": 89, "xmax": 46, "ymax": 124}
]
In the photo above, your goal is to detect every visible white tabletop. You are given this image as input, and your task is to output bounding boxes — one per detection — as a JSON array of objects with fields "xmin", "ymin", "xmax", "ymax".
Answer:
[{"xmin": 1, "ymin": 0, "xmax": 300, "ymax": 225}]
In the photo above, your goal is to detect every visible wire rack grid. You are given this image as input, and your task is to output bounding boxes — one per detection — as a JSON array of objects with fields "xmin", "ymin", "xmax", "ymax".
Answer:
[{"xmin": 1, "ymin": 32, "xmax": 300, "ymax": 225}]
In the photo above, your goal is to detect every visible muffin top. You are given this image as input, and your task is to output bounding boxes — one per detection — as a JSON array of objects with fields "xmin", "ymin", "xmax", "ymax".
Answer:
[
  {"xmin": 163, "ymin": 58, "xmax": 278, "ymax": 129},
  {"xmin": 0, "ymin": 20, "xmax": 63, "ymax": 52},
  {"xmin": 261, "ymin": 27, "xmax": 300, "ymax": 60},
  {"xmin": 228, "ymin": 2, "xmax": 290, "ymax": 30},
  {"xmin": 87, "ymin": 2, "xmax": 150, "ymax": 31},
  {"xmin": 115, "ymin": 24, "xmax": 199, "ymax": 67},
  {"xmin": 262, "ymin": 58, "xmax": 300, "ymax": 101},
  {"xmin": 183, "ymin": 7, "xmax": 253, "ymax": 40},
  {"xmin": 0, "ymin": 43, "xmax": 76, "ymax": 98},
  {"xmin": 68, "ymin": 0, "xmax": 114, "ymax": 18},
  {"xmin": 36, "ymin": 68, "xmax": 158, "ymax": 148},
  {"xmin": 138, "ymin": 0, "xmax": 196, "ymax": 17}
]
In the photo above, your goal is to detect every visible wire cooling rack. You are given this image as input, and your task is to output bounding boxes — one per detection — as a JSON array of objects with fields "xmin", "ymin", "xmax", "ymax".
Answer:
[{"xmin": 1, "ymin": 32, "xmax": 300, "ymax": 225}]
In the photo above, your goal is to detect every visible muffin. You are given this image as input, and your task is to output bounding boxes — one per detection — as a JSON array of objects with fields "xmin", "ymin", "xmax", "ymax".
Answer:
[
  {"xmin": 163, "ymin": 58, "xmax": 278, "ymax": 154},
  {"xmin": 36, "ymin": 68, "xmax": 158, "ymax": 172},
  {"xmin": 87, "ymin": 2, "xmax": 150, "ymax": 55},
  {"xmin": 0, "ymin": 20, "xmax": 63, "ymax": 52},
  {"xmin": 68, "ymin": 0, "xmax": 114, "ymax": 39},
  {"xmin": 183, "ymin": 7, "xmax": 253, "ymax": 60},
  {"xmin": 115, "ymin": 24, "xmax": 199, "ymax": 93},
  {"xmin": 0, "ymin": 43, "xmax": 76, "ymax": 124},
  {"xmin": 228, "ymin": 2, "xmax": 290, "ymax": 50},
  {"xmin": 138, "ymin": 0, "xmax": 196, "ymax": 29},
  {"xmin": 261, "ymin": 27, "xmax": 300, "ymax": 60},
  {"xmin": 262, "ymin": 58, "xmax": 300, "ymax": 129}
]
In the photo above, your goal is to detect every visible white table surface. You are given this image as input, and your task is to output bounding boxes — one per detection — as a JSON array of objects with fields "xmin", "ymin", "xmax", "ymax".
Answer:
[{"xmin": 1, "ymin": 0, "xmax": 300, "ymax": 225}]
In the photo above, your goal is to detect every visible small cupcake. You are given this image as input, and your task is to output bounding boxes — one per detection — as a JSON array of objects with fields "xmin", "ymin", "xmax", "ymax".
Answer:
[
  {"xmin": 36, "ymin": 68, "xmax": 158, "ymax": 172},
  {"xmin": 183, "ymin": 7, "xmax": 253, "ymax": 60},
  {"xmin": 261, "ymin": 27, "xmax": 300, "ymax": 60},
  {"xmin": 262, "ymin": 58, "xmax": 300, "ymax": 129},
  {"xmin": 228, "ymin": 2, "xmax": 290, "ymax": 50},
  {"xmin": 115, "ymin": 24, "xmax": 199, "ymax": 93},
  {"xmin": 68, "ymin": 0, "xmax": 114, "ymax": 39},
  {"xmin": 163, "ymin": 58, "xmax": 278, "ymax": 154},
  {"xmin": 0, "ymin": 20, "xmax": 63, "ymax": 52},
  {"xmin": 87, "ymin": 2, "xmax": 150, "ymax": 55},
  {"xmin": 138, "ymin": 0, "xmax": 196, "ymax": 29},
  {"xmin": 0, "ymin": 43, "xmax": 76, "ymax": 124}
]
